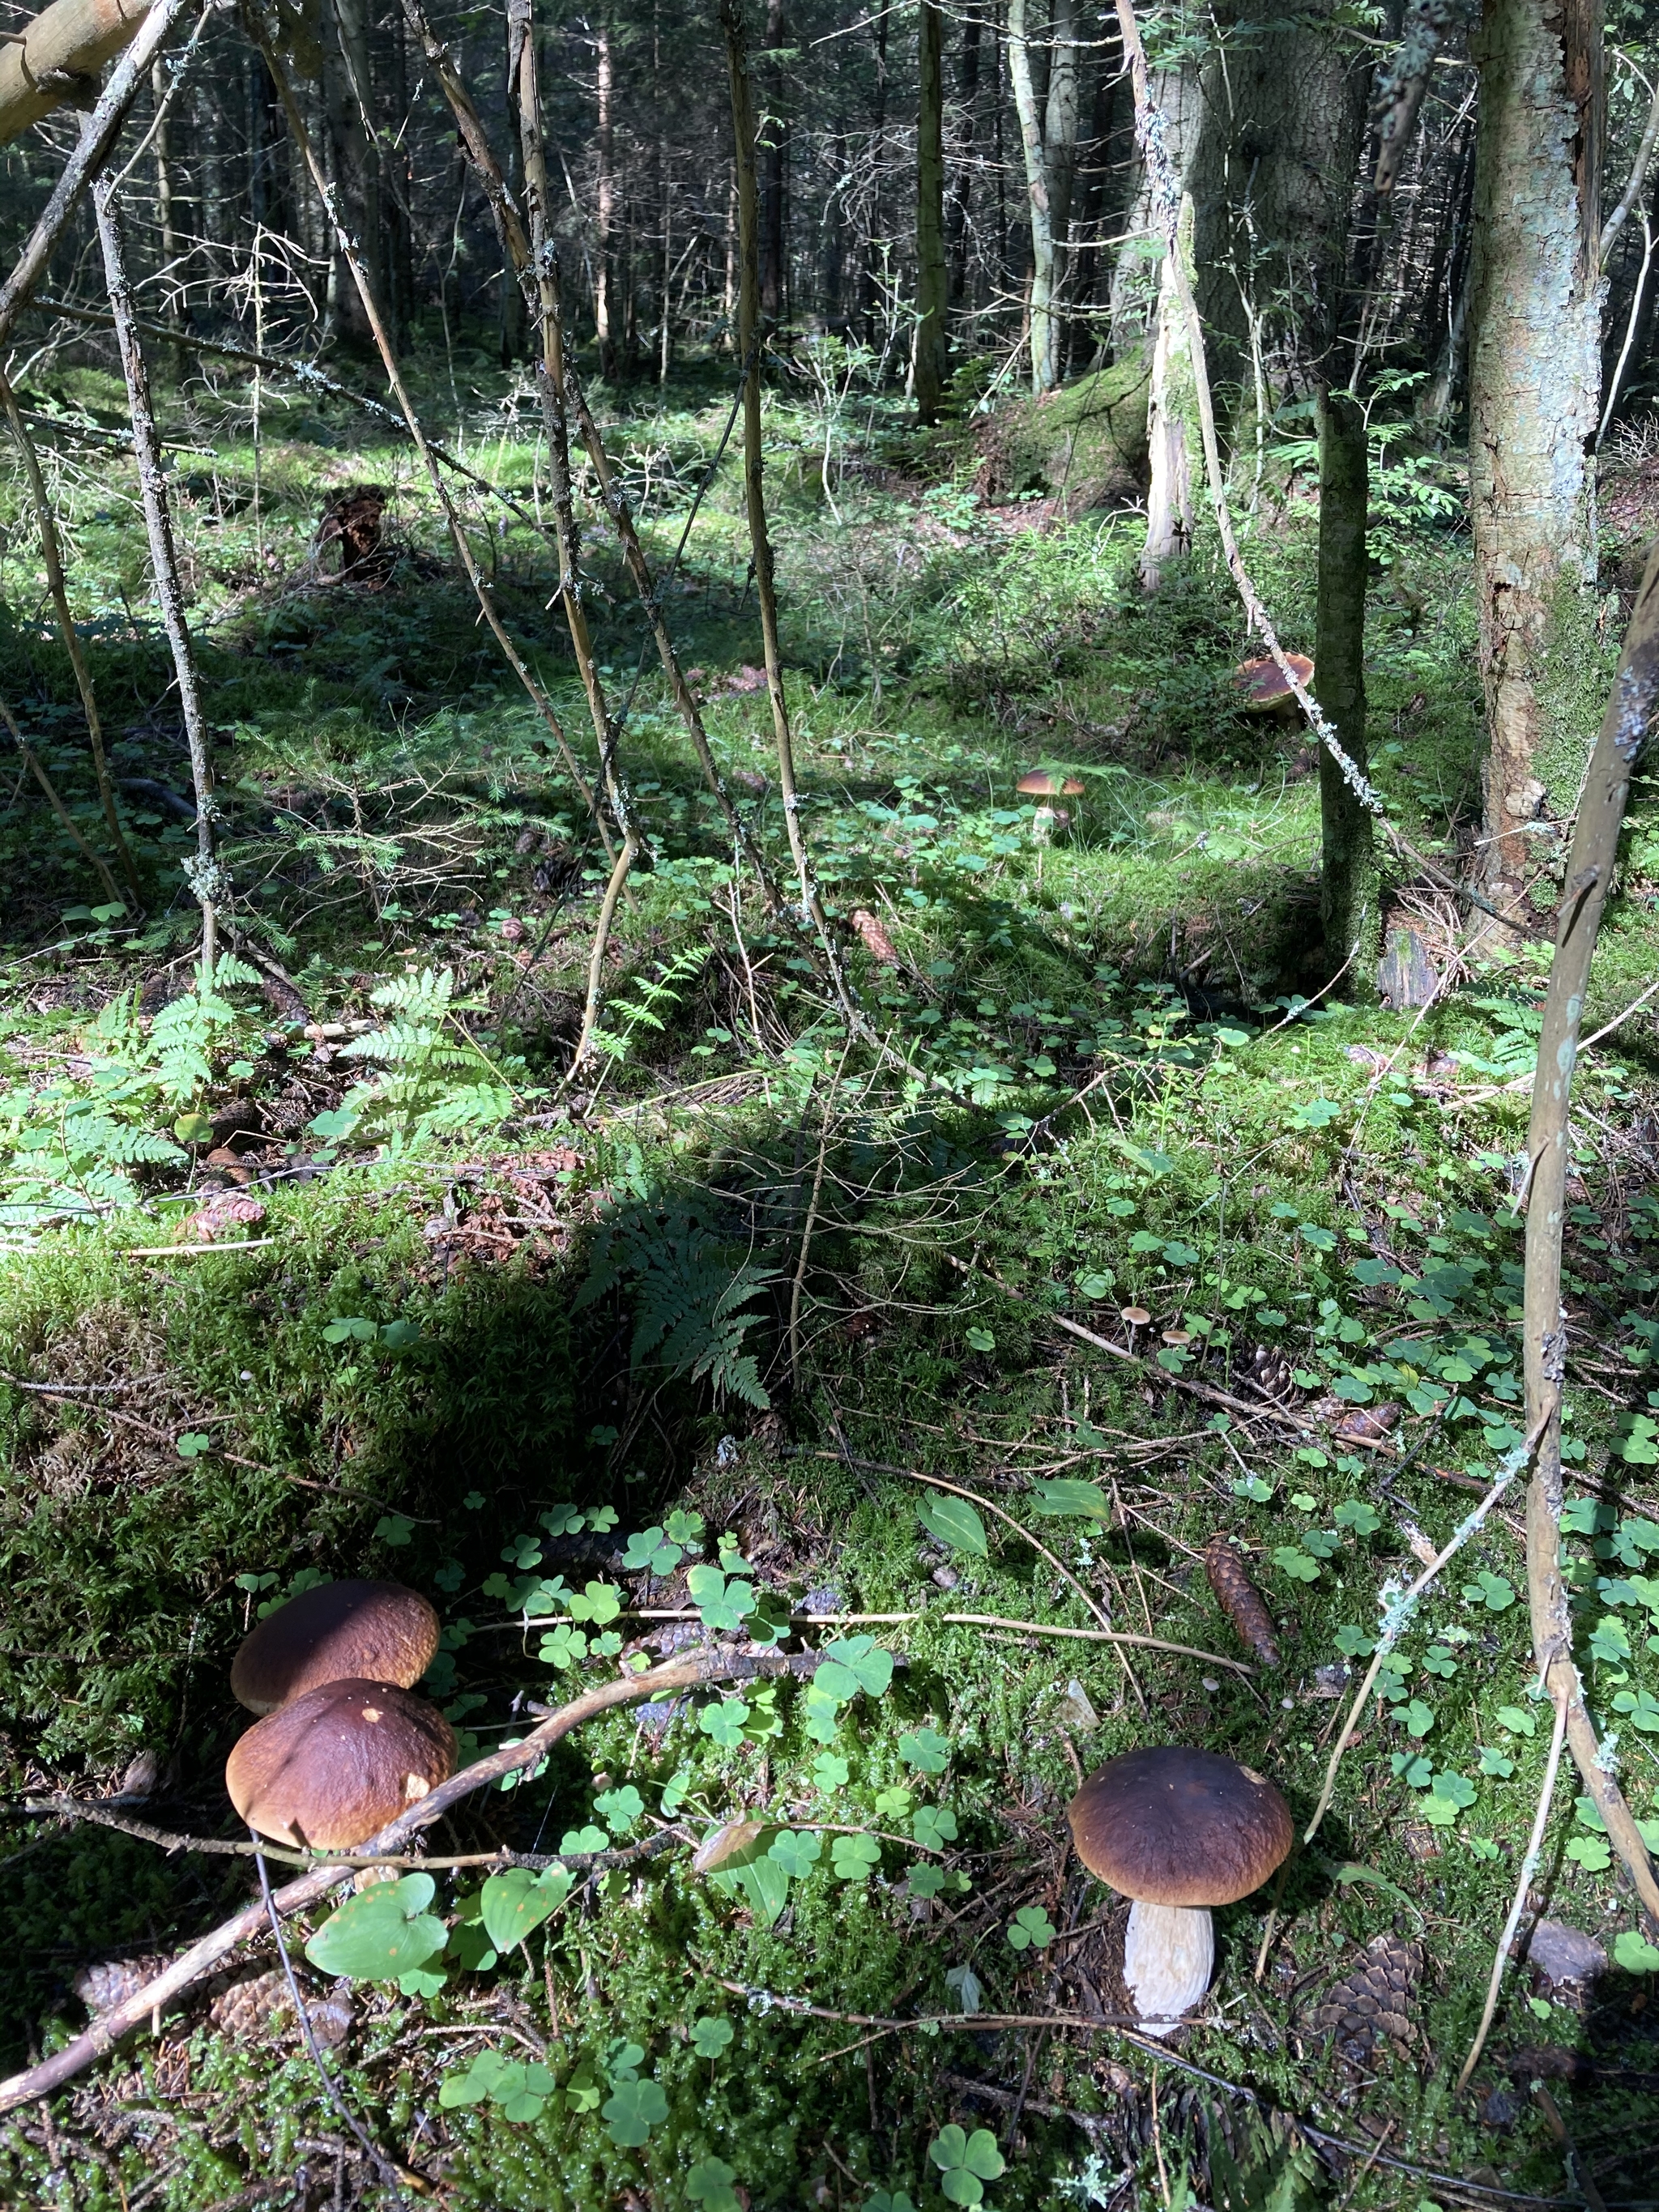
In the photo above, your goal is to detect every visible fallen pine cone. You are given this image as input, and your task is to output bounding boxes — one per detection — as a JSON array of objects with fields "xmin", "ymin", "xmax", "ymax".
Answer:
[
  {"xmin": 1310, "ymin": 1933, "xmax": 1422, "ymax": 2064},
  {"xmin": 1204, "ymin": 1536, "xmax": 1281, "ymax": 1668},
  {"xmin": 851, "ymin": 909, "xmax": 900, "ymax": 966}
]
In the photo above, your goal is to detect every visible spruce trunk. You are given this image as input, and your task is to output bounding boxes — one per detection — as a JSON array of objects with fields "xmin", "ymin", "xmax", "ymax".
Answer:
[{"xmin": 1315, "ymin": 387, "xmax": 1377, "ymax": 978}]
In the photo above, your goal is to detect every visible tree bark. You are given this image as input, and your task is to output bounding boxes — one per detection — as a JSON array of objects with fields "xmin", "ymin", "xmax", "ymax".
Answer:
[
  {"xmin": 914, "ymin": 0, "xmax": 949, "ymax": 422},
  {"xmin": 757, "ymin": 0, "xmax": 787, "ymax": 326},
  {"xmin": 595, "ymin": 18, "xmax": 618, "ymax": 376},
  {"xmin": 1468, "ymin": 0, "xmax": 1605, "ymax": 912},
  {"xmin": 1140, "ymin": 192, "xmax": 1196, "ymax": 586},
  {"xmin": 1315, "ymin": 387, "xmax": 1377, "ymax": 972},
  {"xmin": 1188, "ymin": 0, "xmax": 1365, "ymax": 424},
  {"xmin": 0, "ymin": 0, "xmax": 152, "ymax": 145},
  {"xmin": 1043, "ymin": 0, "xmax": 1079, "ymax": 368},
  {"xmin": 1007, "ymin": 0, "xmax": 1056, "ymax": 391},
  {"xmin": 946, "ymin": 7, "xmax": 980, "ymax": 309}
]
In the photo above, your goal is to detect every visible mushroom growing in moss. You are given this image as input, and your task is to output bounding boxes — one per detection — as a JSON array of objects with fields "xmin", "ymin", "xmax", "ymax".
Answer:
[
  {"xmin": 231, "ymin": 1579, "xmax": 440, "ymax": 1714},
  {"xmin": 226, "ymin": 1679, "xmax": 456, "ymax": 1850},
  {"xmin": 1017, "ymin": 768, "xmax": 1086, "ymax": 845},
  {"xmin": 1067, "ymin": 1745, "xmax": 1292, "ymax": 2034}
]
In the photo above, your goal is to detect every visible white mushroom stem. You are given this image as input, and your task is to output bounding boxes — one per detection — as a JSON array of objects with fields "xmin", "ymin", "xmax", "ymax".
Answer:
[{"xmin": 1122, "ymin": 1901, "xmax": 1213, "ymax": 2035}]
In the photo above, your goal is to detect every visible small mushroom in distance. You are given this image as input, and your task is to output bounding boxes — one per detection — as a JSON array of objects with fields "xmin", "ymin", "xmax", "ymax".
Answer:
[
  {"xmin": 1017, "ymin": 767, "xmax": 1085, "ymax": 846},
  {"xmin": 1067, "ymin": 1745, "xmax": 1292, "ymax": 2035},
  {"xmin": 231, "ymin": 1579, "xmax": 440, "ymax": 1714},
  {"xmin": 226, "ymin": 1679, "xmax": 457, "ymax": 1850}
]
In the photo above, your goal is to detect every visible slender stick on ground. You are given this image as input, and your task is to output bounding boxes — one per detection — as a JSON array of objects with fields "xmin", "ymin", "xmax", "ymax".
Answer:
[
  {"xmin": 719, "ymin": 0, "xmax": 859, "ymax": 1023},
  {"xmin": 92, "ymin": 157, "xmax": 221, "ymax": 977},
  {"xmin": 1456, "ymin": 1685, "xmax": 1570, "ymax": 2092},
  {"xmin": 253, "ymin": 1844, "xmax": 410, "ymax": 2204},
  {"xmin": 1517, "ymin": 539, "xmax": 1659, "ymax": 1933},
  {"xmin": 0, "ymin": 695, "xmax": 128, "ymax": 910},
  {"xmin": 0, "ymin": 0, "xmax": 202, "ymax": 354},
  {"xmin": 0, "ymin": 372, "xmax": 139, "ymax": 903},
  {"xmin": 241, "ymin": 4, "xmax": 612, "ymax": 860},
  {"xmin": 0, "ymin": 1646, "xmax": 828, "ymax": 2116}
]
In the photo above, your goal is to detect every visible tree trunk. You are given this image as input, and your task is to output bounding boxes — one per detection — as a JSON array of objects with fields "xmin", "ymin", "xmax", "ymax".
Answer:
[
  {"xmin": 758, "ymin": 0, "xmax": 787, "ymax": 326},
  {"xmin": 947, "ymin": 9, "xmax": 979, "ymax": 309},
  {"xmin": 321, "ymin": 0, "xmax": 379, "ymax": 350},
  {"xmin": 915, "ymin": 0, "xmax": 949, "ymax": 422},
  {"xmin": 1141, "ymin": 194, "xmax": 1196, "ymax": 586},
  {"xmin": 595, "ymin": 19, "xmax": 618, "ymax": 376},
  {"xmin": 1007, "ymin": 0, "xmax": 1056, "ymax": 390},
  {"xmin": 1188, "ymin": 0, "xmax": 1365, "ymax": 426},
  {"xmin": 1315, "ymin": 387, "xmax": 1378, "ymax": 973},
  {"xmin": 1043, "ymin": 0, "xmax": 1079, "ymax": 367},
  {"xmin": 1468, "ymin": 0, "xmax": 1605, "ymax": 910}
]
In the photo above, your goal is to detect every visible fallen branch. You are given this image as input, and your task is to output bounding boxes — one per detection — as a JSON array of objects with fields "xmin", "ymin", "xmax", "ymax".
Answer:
[
  {"xmin": 1519, "ymin": 539, "xmax": 1659, "ymax": 1935},
  {"xmin": 0, "ymin": 0, "xmax": 198, "ymax": 351},
  {"xmin": 0, "ymin": 1646, "xmax": 827, "ymax": 2116},
  {"xmin": 1456, "ymin": 1681, "xmax": 1570, "ymax": 2093}
]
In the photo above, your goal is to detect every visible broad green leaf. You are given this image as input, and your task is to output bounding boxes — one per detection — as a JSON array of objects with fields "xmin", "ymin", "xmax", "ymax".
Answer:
[
  {"xmin": 898, "ymin": 1726, "xmax": 951, "ymax": 1773},
  {"xmin": 305, "ymin": 1873, "xmax": 446, "ymax": 1981},
  {"xmin": 602, "ymin": 2077, "xmax": 667, "ymax": 2147},
  {"xmin": 480, "ymin": 1866, "xmax": 574, "ymax": 1954},
  {"xmin": 1028, "ymin": 1477, "xmax": 1109, "ymax": 1523},
  {"xmin": 916, "ymin": 1494, "xmax": 987, "ymax": 1556}
]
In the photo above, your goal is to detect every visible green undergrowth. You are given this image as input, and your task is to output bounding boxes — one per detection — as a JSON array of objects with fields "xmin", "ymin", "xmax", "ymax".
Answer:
[{"xmin": 2, "ymin": 356, "xmax": 1658, "ymax": 2206}]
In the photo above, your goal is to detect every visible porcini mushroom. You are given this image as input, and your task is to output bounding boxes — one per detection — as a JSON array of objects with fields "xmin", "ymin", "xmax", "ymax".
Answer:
[
  {"xmin": 1067, "ymin": 1745, "xmax": 1292, "ymax": 2034},
  {"xmin": 1017, "ymin": 768, "xmax": 1085, "ymax": 848},
  {"xmin": 1233, "ymin": 653, "xmax": 1314, "ymax": 717},
  {"xmin": 1015, "ymin": 769, "xmax": 1086, "ymax": 799},
  {"xmin": 231, "ymin": 1579, "xmax": 440, "ymax": 1714},
  {"xmin": 226, "ymin": 1678, "xmax": 457, "ymax": 1850}
]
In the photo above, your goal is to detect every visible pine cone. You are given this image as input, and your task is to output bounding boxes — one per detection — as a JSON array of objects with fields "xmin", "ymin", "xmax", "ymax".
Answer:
[
  {"xmin": 1248, "ymin": 1345, "xmax": 1294, "ymax": 1399},
  {"xmin": 74, "ymin": 1954, "xmax": 169, "ymax": 2015},
  {"xmin": 208, "ymin": 1968, "xmax": 289, "ymax": 2040},
  {"xmin": 1204, "ymin": 1536, "xmax": 1281, "ymax": 1667},
  {"xmin": 1310, "ymin": 1933, "xmax": 1422, "ymax": 2063}
]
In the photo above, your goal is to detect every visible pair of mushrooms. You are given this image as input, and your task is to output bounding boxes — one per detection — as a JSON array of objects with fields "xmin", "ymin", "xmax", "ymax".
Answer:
[
  {"xmin": 1066, "ymin": 1746, "xmax": 1293, "ymax": 2034},
  {"xmin": 225, "ymin": 1580, "xmax": 456, "ymax": 1852}
]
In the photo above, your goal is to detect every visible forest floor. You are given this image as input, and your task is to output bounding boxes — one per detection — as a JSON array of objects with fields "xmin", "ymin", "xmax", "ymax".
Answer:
[{"xmin": 1, "ymin": 343, "xmax": 1658, "ymax": 2211}]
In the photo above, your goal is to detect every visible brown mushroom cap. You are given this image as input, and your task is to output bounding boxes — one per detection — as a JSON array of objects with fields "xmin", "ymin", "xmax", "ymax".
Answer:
[
  {"xmin": 1068, "ymin": 1745, "xmax": 1293, "ymax": 1907},
  {"xmin": 226, "ymin": 1678, "xmax": 457, "ymax": 1850},
  {"xmin": 1234, "ymin": 653, "xmax": 1314, "ymax": 710},
  {"xmin": 1017, "ymin": 769, "xmax": 1086, "ymax": 798},
  {"xmin": 231, "ymin": 1579, "xmax": 440, "ymax": 1714}
]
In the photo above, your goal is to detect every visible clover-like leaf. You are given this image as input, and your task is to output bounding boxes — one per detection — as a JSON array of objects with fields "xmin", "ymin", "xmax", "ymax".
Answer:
[
  {"xmin": 911, "ymin": 1805, "xmax": 958, "ymax": 1852},
  {"xmin": 830, "ymin": 1832, "xmax": 881, "ymax": 1881},
  {"xmin": 687, "ymin": 2157, "xmax": 742, "ymax": 2212},
  {"xmin": 1006, "ymin": 1903, "xmax": 1056, "ymax": 1951},
  {"xmin": 601, "ymin": 2076, "xmax": 667, "ymax": 2147},
  {"xmin": 689, "ymin": 2014, "xmax": 735, "ymax": 2059},
  {"xmin": 699, "ymin": 1698, "xmax": 751, "ymax": 1748},
  {"xmin": 768, "ymin": 1828, "xmax": 823, "ymax": 1879},
  {"xmin": 898, "ymin": 1727, "xmax": 950, "ymax": 1774},
  {"xmin": 815, "ymin": 1634, "xmax": 894, "ymax": 1700}
]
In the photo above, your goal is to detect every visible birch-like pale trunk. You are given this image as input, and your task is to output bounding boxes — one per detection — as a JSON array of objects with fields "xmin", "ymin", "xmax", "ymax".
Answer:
[
  {"xmin": 1468, "ymin": 0, "xmax": 1604, "ymax": 914},
  {"xmin": 1006, "ymin": 0, "xmax": 1057, "ymax": 393}
]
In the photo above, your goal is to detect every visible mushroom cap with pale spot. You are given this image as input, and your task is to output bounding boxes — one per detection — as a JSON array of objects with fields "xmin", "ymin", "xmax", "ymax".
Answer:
[
  {"xmin": 1233, "ymin": 653, "xmax": 1314, "ymax": 710},
  {"xmin": 231, "ymin": 1579, "xmax": 440, "ymax": 1714},
  {"xmin": 226, "ymin": 1678, "xmax": 456, "ymax": 1850},
  {"xmin": 1067, "ymin": 1745, "xmax": 1293, "ymax": 1907}
]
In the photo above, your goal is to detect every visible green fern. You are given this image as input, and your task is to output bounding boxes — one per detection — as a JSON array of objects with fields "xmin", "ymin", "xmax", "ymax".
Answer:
[
  {"xmin": 575, "ymin": 1200, "xmax": 776, "ymax": 1409},
  {"xmin": 325, "ymin": 967, "xmax": 517, "ymax": 1149},
  {"xmin": 591, "ymin": 948, "xmax": 708, "ymax": 1066}
]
